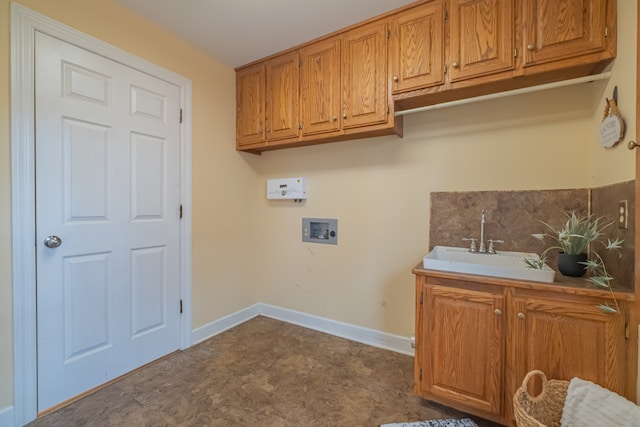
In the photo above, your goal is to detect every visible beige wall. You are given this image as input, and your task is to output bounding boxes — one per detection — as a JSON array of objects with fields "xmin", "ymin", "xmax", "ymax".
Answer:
[
  {"xmin": 0, "ymin": 0, "xmax": 636, "ymax": 415},
  {"xmin": 245, "ymin": 1, "xmax": 637, "ymax": 336}
]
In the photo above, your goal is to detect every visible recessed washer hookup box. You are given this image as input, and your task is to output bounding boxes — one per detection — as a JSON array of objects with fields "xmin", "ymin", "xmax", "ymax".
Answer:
[
  {"xmin": 302, "ymin": 218, "xmax": 337, "ymax": 245},
  {"xmin": 267, "ymin": 177, "xmax": 307, "ymax": 200}
]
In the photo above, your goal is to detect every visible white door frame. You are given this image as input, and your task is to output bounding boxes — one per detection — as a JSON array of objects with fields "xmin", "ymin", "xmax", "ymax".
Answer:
[{"xmin": 10, "ymin": 4, "xmax": 193, "ymax": 425}]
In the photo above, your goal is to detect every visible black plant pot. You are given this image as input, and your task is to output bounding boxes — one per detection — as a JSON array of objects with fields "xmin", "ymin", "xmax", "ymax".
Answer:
[{"xmin": 557, "ymin": 252, "xmax": 588, "ymax": 277}]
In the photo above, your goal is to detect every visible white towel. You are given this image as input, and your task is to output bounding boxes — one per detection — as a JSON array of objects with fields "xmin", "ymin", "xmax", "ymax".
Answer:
[{"xmin": 560, "ymin": 377, "xmax": 640, "ymax": 427}]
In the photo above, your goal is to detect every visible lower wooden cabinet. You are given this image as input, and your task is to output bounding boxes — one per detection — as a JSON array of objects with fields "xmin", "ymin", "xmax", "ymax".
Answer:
[
  {"xmin": 417, "ymin": 284, "xmax": 505, "ymax": 415},
  {"xmin": 414, "ymin": 271, "xmax": 636, "ymax": 426}
]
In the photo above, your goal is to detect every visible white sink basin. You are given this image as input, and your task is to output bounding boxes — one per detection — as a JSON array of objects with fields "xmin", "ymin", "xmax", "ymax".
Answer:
[{"xmin": 422, "ymin": 246, "xmax": 556, "ymax": 283}]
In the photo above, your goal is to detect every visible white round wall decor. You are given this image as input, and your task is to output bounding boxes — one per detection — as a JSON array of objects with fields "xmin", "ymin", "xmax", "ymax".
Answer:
[{"xmin": 599, "ymin": 97, "xmax": 624, "ymax": 148}]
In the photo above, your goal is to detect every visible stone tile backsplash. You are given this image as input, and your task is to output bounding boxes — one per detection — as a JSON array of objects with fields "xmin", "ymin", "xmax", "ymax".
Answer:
[{"xmin": 429, "ymin": 181, "xmax": 635, "ymax": 290}]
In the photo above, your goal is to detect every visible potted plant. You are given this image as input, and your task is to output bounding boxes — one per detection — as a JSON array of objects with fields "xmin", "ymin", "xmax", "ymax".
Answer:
[{"xmin": 523, "ymin": 211, "xmax": 624, "ymax": 313}]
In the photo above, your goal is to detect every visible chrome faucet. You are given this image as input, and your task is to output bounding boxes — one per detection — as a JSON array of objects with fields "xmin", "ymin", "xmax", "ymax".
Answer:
[
  {"xmin": 479, "ymin": 209, "xmax": 487, "ymax": 253},
  {"xmin": 462, "ymin": 210, "xmax": 503, "ymax": 253}
]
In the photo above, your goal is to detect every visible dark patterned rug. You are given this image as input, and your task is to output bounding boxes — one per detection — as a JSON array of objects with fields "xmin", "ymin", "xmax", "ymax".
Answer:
[{"xmin": 380, "ymin": 419, "xmax": 478, "ymax": 427}]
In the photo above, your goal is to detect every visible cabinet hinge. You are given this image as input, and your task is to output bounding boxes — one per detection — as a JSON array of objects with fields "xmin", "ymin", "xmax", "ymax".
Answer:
[
  {"xmin": 299, "ymin": 59, "xmax": 302, "ymax": 67},
  {"xmin": 419, "ymin": 291, "xmax": 424, "ymax": 305},
  {"xmin": 625, "ymin": 321, "xmax": 629, "ymax": 340},
  {"xmin": 419, "ymin": 367, "xmax": 423, "ymax": 381},
  {"xmin": 444, "ymin": 9, "xmax": 448, "ymax": 22},
  {"xmin": 387, "ymin": 104, "xmax": 390, "ymax": 115},
  {"xmin": 514, "ymin": 48, "xmax": 518, "ymax": 59},
  {"xmin": 387, "ymin": 29, "xmax": 391, "ymax": 40},
  {"xmin": 180, "ymin": 299, "xmax": 183, "ymax": 314},
  {"xmin": 179, "ymin": 204, "xmax": 183, "ymax": 219},
  {"xmin": 605, "ymin": 26, "xmax": 609, "ymax": 38},
  {"xmin": 179, "ymin": 108, "xmax": 183, "ymax": 124},
  {"xmin": 298, "ymin": 122, "xmax": 303, "ymax": 130},
  {"xmin": 444, "ymin": 64, "xmax": 448, "ymax": 75}
]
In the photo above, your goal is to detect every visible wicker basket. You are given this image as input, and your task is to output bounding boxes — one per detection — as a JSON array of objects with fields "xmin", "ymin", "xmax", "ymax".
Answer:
[{"xmin": 513, "ymin": 370, "xmax": 569, "ymax": 427}]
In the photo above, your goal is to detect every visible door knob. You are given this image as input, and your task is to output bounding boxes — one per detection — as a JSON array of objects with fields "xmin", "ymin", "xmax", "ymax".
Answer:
[{"xmin": 44, "ymin": 235, "xmax": 62, "ymax": 248}]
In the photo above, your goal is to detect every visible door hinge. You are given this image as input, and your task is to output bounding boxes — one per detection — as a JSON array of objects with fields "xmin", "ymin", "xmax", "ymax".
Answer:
[
  {"xmin": 179, "ymin": 109, "xmax": 183, "ymax": 124},
  {"xmin": 180, "ymin": 299, "xmax": 183, "ymax": 314},
  {"xmin": 625, "ymin": 321, "xmax": 629, "ymax": 340},
  {"xmin": 419, "ymin": 367, "xmax": 423, "ymax": 381},
  {"xmin": 179, "ymin": 204, "xmax": 183, "ymax": 219},
  {"xmin": 419, "ymin": 291, "xmax": 424, "ymax": 305}
]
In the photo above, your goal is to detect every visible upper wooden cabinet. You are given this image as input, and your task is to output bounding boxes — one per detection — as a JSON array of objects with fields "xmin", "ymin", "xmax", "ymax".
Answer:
[
  {"xmin": 392, "ymin": 0, "xmax": 615, "ymax": 109},
  {"xmin": 448, "ymin": 0, "xmax": 515, "ymax": 82},
  {"xmin": 300, "ymin": 21, "xmax": 391, "ymax": 137},
  {"xmin": 236, "ymin": 51, "xmax": 299, "ymax": 150},
  {"xmin": 390, "ymin": 0, "xmax": 514, "ymax": 93},
  {"xmin": 342, "ymin": 20, "xmax": 389, "ymax": 129},
  {"xmin": 389, "ymin": 1, "xmax": 445, "ymax": 93},
  {"xmin": 236, "ymin": 63, "xmax": 265, "ymax": 148},
  {"xmin": 521, "ymin": 0, "xmax": 612, "ymax": 69},
  {"xmin": 266, "ymin": 52, "xmax": 300, "ymax": 142},
  {"xmin": 300, "ymin": 38, "xmax": 342, "ymax": 137},
  {"xmin": 236, "ymin": 0, "xmax": 616, "ymax": 152}
]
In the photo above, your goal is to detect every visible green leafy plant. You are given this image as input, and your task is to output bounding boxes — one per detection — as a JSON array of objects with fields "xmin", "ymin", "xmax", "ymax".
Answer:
[{"xmin": 524, "ymin": 211, "xmax": 624, "ymax": 313}]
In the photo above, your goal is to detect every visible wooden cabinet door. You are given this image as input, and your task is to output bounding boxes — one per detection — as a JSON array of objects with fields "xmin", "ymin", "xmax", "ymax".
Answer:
[
  {"xmin": 265, "ymin": 51, "xmax": 299, "ymax": 143},
  {"xmin": 420, "ymin": 284, "xmax": 505, "ymax": 415},
  {"xmin": 236, "ymin": 63, "xmax": 265, "ymax": 147},
  {"xmin": 300, "ymin": 38, "xmax": 341, "ymax": 136},
  {"xmin": 342, "ymin": 20, "xmax": 388, "ymax": 129},
  {"xmin": 510, "ymin": 296, "xmax": 627, "ymax": 399},
  {"xmin": 449, "ymin": 0, "xmax": 515, "ymax": 82},
  {"xmin": 522, "ymin": 0, "xmax": 609, "ymax": 68},
  {"xmin": 390, "ymin": 1, "xmax": 445, "ymax": 93}
]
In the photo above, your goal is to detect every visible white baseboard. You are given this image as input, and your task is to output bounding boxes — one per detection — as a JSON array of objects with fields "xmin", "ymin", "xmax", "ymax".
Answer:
[
  {"xmin": 191, "ymin": 303, "xmax": 414, "ymax": 356},
  {"xmin": 0, "ymin": 406, "xmax": 14, "ymax": 427}
]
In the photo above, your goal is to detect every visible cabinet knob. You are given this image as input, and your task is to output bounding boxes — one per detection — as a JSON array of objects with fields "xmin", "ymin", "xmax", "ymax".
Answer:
[
  {"xmin": 517, "ymin": 312, "xmax": 526, "ymax": 320},
  {"xmin": 258, "ymin": 128, "xmax": 263, "ymax": 134},
  {"xmin": 452, "ymin": 61, "xmax": 459, "ymax": 68},
  {"xmin": 332, "ymin": 116, "xmax": 337, "ymax": 122},
  {"xmin": 393, "ymin": 75, "xmax": 399, "ymax": 82},
  {"xmin": 494, "ymin": 309, "xmax": 502, "ymax": 316},
  {"xmin": 343, "ymin": 113, "xmax": 347, "ymax": 120},
  {"xmin": 628, "ymin": 140, "xmax": 640, "ymax": 150},
  {"xmin": 266, "ymin": 128, "xmax": 270, "ymax": 133},
  {"xmin": 527, "ymin": 43, "xmax": 535, "ymax": 50}
]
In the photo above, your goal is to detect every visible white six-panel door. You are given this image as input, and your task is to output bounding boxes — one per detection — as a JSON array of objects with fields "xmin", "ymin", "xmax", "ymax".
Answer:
[{"xmin": 35, "ymin": 31, "xmax": 182, "ymax": 411}]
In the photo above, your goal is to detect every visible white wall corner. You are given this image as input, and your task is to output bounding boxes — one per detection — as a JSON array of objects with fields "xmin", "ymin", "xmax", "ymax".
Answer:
[
  {"xmin": 0, "ymin": 406, "xmax": 14, "ymax": 427},
  {"xmin": 192, "ymin": 303, "xmax": 414, "ymax": 357},
  {"xmin": 191, "ymin": 304, "xmax": 262, "ymax": 345}
]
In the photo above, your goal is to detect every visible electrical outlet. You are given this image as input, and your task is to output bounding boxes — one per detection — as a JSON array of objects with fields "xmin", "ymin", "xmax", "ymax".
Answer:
[{"xmin": 618, "ymin": 200, "xmax": 628, "ymax": 229}]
